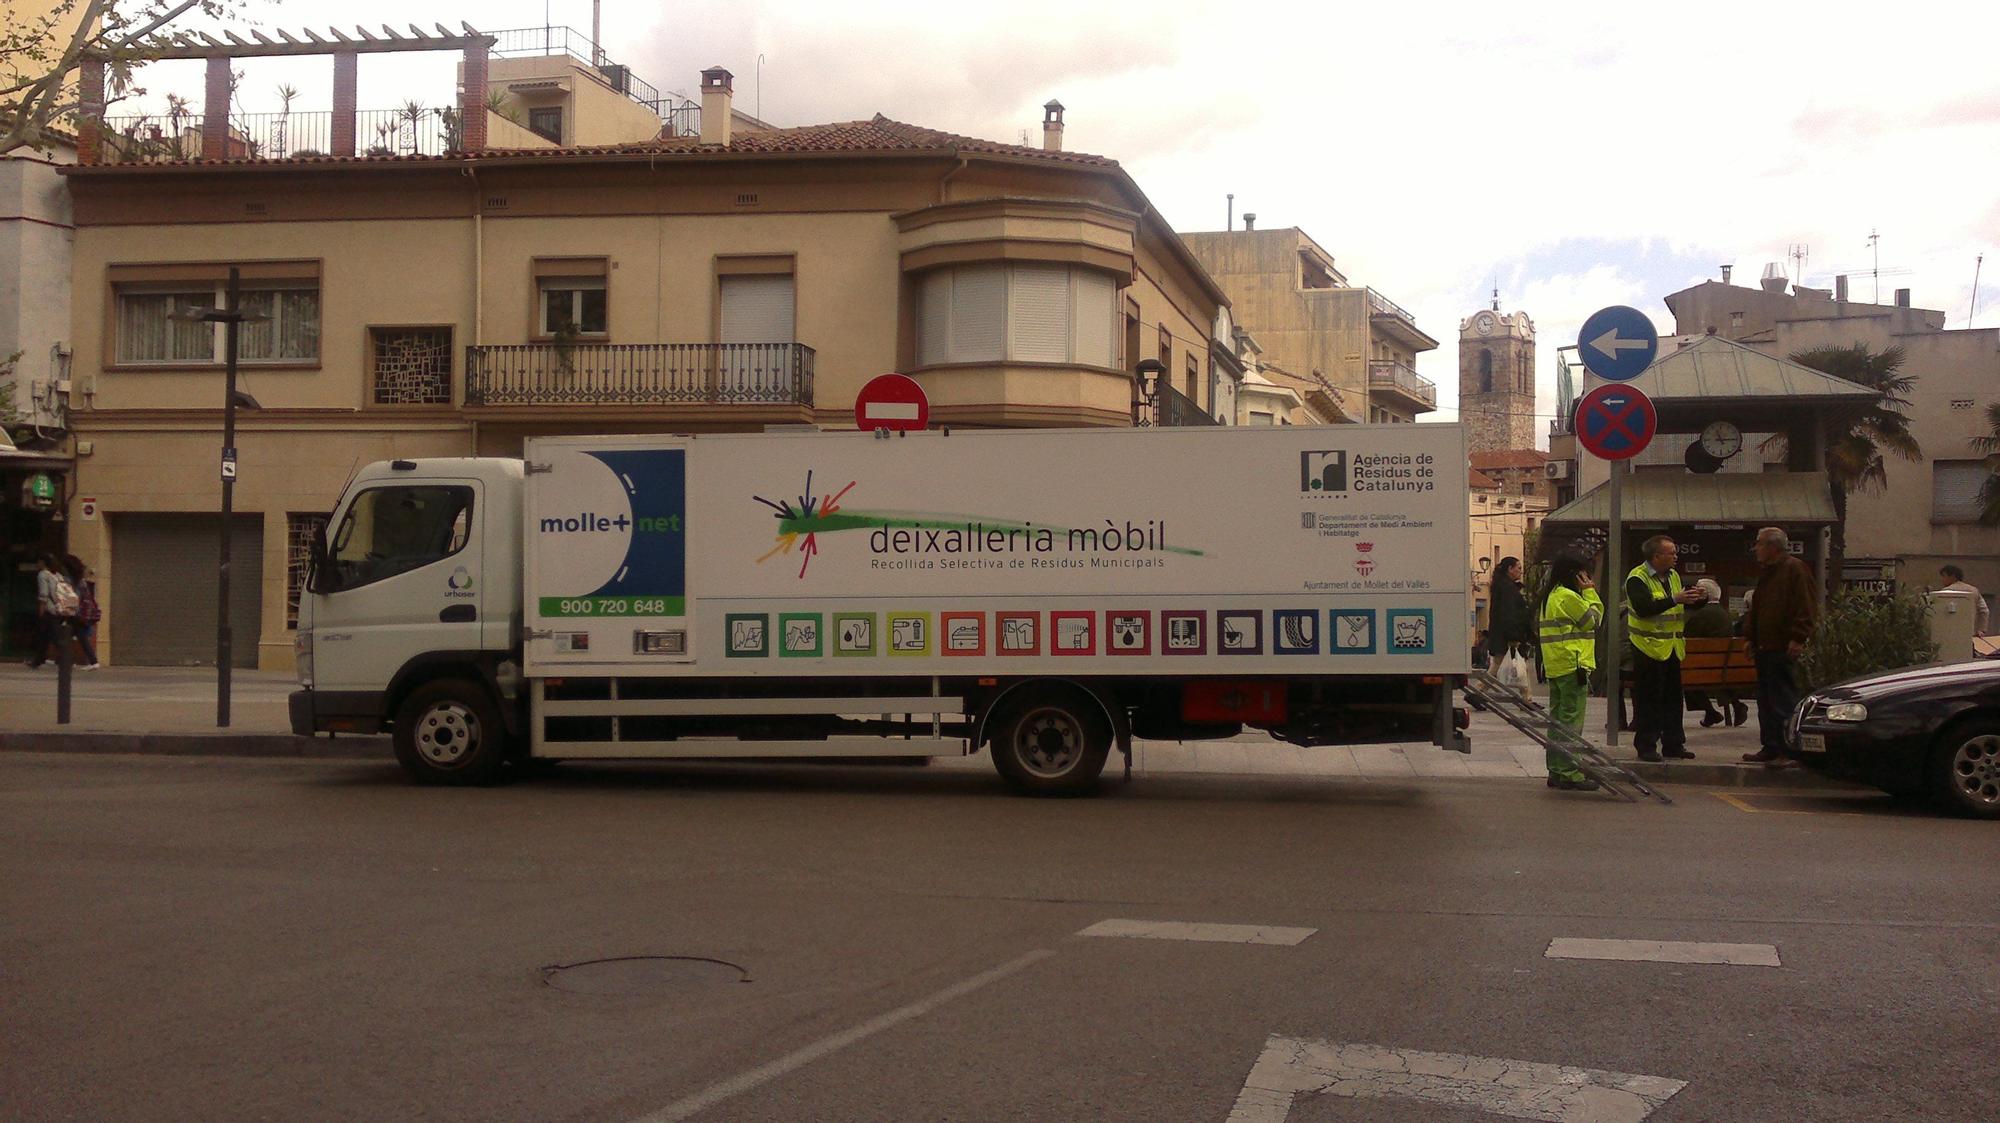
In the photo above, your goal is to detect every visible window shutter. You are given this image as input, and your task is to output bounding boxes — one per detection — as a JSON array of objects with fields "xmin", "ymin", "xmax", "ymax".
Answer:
[
  {"xmin": 719, "ymin": 274, "xmax": 796, "ymax": 343},
  {"xmin": 949, "ymin": 265, "xmax": 1005, "ymax": 362},
  {"xmin": 1073, "ymin": 271, "xmax": 1115, "ymax": 367},
  {"xmin": 1007, "ymin": 265, "xmax": 1071, "ymax": 363},
  {"xmin": 1932, "ymin": 461, "xmax": 1991, "ymax": 523},
  {"xmin": 917, "ymin": 271, "xmax": 951, "ymax": 367}
]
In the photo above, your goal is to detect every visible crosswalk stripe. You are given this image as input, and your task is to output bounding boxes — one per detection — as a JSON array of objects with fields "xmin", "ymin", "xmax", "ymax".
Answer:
[
  {"xmin": 1078, "ymin": 919, "xmax": 1315, "ymax": 945},
  {"xmin": 1545, "ymin": 937, "xmax": 1781, "ymax": 967}
]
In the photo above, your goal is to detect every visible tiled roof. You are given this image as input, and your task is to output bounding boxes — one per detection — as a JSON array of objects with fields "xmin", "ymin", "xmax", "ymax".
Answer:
[
  {"xmin": 1468, "ymin": 468, "xmax": 1503, "ymax": 489},
  {"xmin": 72, "ymin": 115, "xmax": 1120, "ymax": 170},
  {"xmin": 1470, "ymin": 449, "xmax": 1549, "ymax": 470}
]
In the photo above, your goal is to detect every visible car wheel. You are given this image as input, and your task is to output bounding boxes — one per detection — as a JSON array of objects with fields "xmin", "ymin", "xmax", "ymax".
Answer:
[
  {"xmin": 393, "ymin": 678, "xmax": 510, "ymax": 786},
  {"xmin": 988, "ymin": 689, "xmax": 1111, "ymax": 797},
  {"xmin": 1931, "ymin": 719, "xmax": 2000, "ymax": 820}
]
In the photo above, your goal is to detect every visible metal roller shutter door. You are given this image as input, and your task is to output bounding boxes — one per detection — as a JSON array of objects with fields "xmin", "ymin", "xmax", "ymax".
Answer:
[{"xmin": 110, "ymin": 513, "xmax": 263, "ymax": 666}]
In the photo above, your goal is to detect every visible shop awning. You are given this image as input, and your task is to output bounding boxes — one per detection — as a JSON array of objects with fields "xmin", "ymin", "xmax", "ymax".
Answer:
[{"xmin": 1545, "ymin": 471, "xmax": 1836, "ymax": 526}]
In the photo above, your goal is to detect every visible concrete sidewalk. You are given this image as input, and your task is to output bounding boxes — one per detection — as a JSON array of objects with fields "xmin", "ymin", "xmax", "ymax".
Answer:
[{"xmin": 0, "ymin": 664, "xmax": 1845, "ymax": 788}]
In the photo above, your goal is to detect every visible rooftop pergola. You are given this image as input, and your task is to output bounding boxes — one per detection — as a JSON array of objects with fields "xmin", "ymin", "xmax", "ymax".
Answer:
[{"xmin": 77, "ymin": 24, "xmax": 499, "ymax": 164}]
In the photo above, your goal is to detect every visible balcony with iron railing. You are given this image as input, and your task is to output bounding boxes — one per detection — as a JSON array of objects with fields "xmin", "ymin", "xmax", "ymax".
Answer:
[
  {"xmin": 1367, "ymin": 359, "xmax": 1438, "ymax": 411},
  {"xmin": 1364, "ymin": 286, "xmax": 1436, "ymax": 350},
  {"xmin": 464, "ymin": 342, "xmax": 814, "ymax": 408},
  {"xmin": 100, "ymin": 106, "xmax": 454, "ymax": 162},
  {"xmin": 1151, "ymin": 382, "xmax": 1219, "ymax": 427}
]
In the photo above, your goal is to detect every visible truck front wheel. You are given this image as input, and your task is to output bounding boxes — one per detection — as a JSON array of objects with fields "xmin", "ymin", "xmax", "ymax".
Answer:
[
  {"xmin": 393, "ymin": 678, "xmax": 509, "ymax": 786},
  {"xmin": 988, "ymin": 691, "xmax": 1111, "ymax": 797}
]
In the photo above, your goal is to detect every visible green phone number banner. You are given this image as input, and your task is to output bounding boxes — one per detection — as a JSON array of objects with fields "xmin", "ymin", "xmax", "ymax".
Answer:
[{"xmin": 538, "ymin": 596, "xmax": 686, "ymax": 618}]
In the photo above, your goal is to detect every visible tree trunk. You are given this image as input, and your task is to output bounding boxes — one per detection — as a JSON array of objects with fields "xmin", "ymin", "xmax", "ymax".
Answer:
[{"xmin": 1827, "ymin": 482, "xmax": 1848, "ymax": 599}]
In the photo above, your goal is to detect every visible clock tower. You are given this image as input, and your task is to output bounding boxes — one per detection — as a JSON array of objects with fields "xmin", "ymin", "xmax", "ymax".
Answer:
[{"xmin": 1458, "ymin": 298, "xmax": 1537, "ymax": 454}]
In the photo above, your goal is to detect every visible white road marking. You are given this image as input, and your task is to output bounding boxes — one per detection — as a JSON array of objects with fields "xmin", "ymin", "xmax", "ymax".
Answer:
[
  {"xmin": 862, "ymin": 401, "xmax": 921, "ymax": 421},
  {"xmin": 1226, "ymin": 1036, "xmax": 1688, "ymax": 1123},
  {"xmin": 1077, "ymin": 919, "xmax": 1316, "ymax": 946},
  {"xmin": 1545, "ymin": 938, "xmax": 1781, "ymax": 967},
  {"xmin": 631, "ymin": 948, "xmax": 1054, "ymax": 1123}
]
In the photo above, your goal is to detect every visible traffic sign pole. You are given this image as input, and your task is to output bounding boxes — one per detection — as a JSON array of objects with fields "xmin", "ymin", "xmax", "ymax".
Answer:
[{"xmin": 1605, "ymin": 460, "xmax": 1622, "ymax": 747}]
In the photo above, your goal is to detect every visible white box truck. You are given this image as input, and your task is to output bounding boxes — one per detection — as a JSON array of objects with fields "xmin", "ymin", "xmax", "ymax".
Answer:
[{"xmin": 290, "ymin": 425, "xmax": 1471, "ymax": 794}]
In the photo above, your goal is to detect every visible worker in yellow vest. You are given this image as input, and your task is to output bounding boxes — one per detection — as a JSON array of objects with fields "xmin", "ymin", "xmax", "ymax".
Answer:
[
  {"xmin": 1624, "ymin": 535, "xmax": 1709, "ymax": 762},
  {"xmin": 1536, "ymin": 552, "xmax": 1603, "ymax": 791}
]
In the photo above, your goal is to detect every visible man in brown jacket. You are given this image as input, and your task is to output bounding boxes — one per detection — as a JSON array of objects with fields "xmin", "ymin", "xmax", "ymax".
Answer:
[{"xmin": 1742, "ymin": 526, "xmax": 1819, "ymax": 765}]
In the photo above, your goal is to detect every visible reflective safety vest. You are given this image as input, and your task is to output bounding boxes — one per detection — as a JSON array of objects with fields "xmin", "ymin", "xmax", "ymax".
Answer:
[
  {"xmin": 1626, "ymin": 563, "xmax": 1686, "ymax": 661},
  {"xmin": 1538, "ymin": 585, "xmax": 1603, "ymax": 677}
]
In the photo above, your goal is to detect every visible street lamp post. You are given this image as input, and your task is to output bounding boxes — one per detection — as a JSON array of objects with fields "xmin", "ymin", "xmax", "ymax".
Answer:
[
  {"xmin": 1133, "ymin": 358, "xmax": 1166, "ymax": 426},
  {"xmin": 182, "ymin": 267, "xmax": 263, "ymax": 727}
]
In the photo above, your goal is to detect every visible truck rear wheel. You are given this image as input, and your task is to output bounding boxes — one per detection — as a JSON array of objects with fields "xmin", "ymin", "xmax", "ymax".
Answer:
[
  {"xmin": 393, "ymin": 678, "xmax": 509, "ymax": 786},
  {"xmin": 989, "ymin": 690, "xmax": 1111, "ymax": 797}
]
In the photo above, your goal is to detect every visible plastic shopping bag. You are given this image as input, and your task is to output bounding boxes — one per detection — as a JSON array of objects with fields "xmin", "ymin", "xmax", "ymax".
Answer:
[{"xmin": 1496, "ymin": 648, "xmax": 1533, "ymax": 691}]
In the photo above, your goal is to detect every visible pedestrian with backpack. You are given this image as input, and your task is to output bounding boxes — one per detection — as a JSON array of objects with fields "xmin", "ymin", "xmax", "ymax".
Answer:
[{"xmin": 26, "ymin": 553, "xmax": 80, "ymax": 668}]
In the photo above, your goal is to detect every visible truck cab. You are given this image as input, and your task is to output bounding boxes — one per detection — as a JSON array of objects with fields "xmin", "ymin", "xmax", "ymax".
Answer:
[{"xmin": 290, "ymin": 458, "xmax": 525, "ymax": 767}]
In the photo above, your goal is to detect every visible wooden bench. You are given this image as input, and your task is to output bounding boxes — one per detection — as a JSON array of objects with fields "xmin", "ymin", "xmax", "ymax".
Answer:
[{"xmin": 1620, "ymin": 636, "xmax": 1758, "ymax": 701}]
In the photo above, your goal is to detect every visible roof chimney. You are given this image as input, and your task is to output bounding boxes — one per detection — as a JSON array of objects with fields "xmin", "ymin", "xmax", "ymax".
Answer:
[
  {"xmin": 1242, "ymin": 212, "xmax": 1257, "ymax": 231},
  {"xmin": 700, "ymin": 67, "xmax": 733, "ymax": 145},
  {"xmin": 1895, "ymin": 287, "xmax": 1911, "ymax": 307},
  {"xmin": 1834, "ymin": 274, "xmax": 1848, "ymax": 302},
  {"xmin": 1759, "ymin": 263, "xmax": 1788, "ymax": 293},
  {"xmin": 1720, "ymin": 265, "xmax": 1733, "ymax": 285},
  {"xmin": 1042, "ymin": 100, "xmax": 1064, "ymax": 152}
]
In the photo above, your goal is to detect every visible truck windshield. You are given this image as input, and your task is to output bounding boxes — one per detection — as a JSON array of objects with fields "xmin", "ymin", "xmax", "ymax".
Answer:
[{"xmin": 327, "ymin": 484, "xmax": 474, "ymax": 590}]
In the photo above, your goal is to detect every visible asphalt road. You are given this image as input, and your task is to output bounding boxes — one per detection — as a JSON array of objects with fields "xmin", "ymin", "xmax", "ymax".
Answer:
[{"xmin": 3, "ymin": 753, "xmax": 1995, "ymax": 1122}]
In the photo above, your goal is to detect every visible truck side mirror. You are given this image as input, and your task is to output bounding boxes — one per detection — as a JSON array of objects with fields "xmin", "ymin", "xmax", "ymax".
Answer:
[{"xmin": 306, "ymin": 524, "xmax": 335, "ymax": 595}]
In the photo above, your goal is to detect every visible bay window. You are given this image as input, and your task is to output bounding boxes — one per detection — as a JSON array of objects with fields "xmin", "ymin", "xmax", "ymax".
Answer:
[{"xmin": 916, "ymin": 264, "xmax": 1117, "ymax": 368}]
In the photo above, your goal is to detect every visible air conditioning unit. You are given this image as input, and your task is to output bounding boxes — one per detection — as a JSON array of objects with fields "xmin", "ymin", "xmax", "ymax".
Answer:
[{"xmin": 1545, "ymin": 460, "xmax": 1572, "ymax": 480}]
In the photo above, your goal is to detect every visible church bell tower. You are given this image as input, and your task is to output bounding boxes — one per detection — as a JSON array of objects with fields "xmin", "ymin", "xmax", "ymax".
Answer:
[{"xmin": 1458, "ymin": 294, "xmax": 1537, "ymax": 453}]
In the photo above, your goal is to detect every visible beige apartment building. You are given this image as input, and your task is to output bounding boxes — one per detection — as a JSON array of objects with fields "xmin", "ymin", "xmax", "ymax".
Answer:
[
  {"xmin": 1180, "ymin": 226, "xmax": 1438, "ymax": 424},
  {"xmin": 56, "ymin": 31, "xmax": 1229, "ymax": 670},
  {"xmin": 1664, "ymin": 275, "xmax": 2000, "ymax": 611}
]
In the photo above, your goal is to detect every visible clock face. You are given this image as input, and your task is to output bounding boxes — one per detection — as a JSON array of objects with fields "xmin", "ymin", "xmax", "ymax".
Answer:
[
  {"xmin": 1475, "ymin": 313, "xmax": 1495, "ymax": 336},
  {"xmin": 1700, "ymin": 420, "xmax": 1743, "ymax": 459}
]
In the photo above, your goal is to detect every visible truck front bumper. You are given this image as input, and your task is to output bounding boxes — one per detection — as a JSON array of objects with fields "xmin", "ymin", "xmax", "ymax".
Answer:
[{"xmin": 289, "ymin": 689, "xmax": 387, "ymax": 737}]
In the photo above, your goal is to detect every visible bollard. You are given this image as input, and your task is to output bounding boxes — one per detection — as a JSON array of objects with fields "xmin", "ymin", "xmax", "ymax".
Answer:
[{"xmin": 55, "ymin": 618, "xmax": 73, "ymax": 725}]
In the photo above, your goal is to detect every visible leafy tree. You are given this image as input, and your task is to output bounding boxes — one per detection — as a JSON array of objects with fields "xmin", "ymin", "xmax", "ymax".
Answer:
[
  {"xmin": 2, "ymin": 0, "xmax": 240, "ymax": 156},
  {"xmin": 1973, "ymin": 401, "xmax": 2000, "ymax": 526},
  {"xmin": 1788, "ymin": 344, "xmax": 1923, "ymax": 589}
]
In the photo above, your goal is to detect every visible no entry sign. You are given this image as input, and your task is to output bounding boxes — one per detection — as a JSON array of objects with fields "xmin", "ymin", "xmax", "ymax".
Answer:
[
  {"xmin": 854, "ymin": 373, "xmax": 929, "ymax": 432},
  {"xmin": 1576, "ymin": 383, "xmax": 1656, "ymax": 460}
]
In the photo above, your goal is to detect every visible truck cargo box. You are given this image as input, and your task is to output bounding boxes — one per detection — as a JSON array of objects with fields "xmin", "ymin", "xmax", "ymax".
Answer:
[{"xmin": 523, "ymin": 425, "xmax": 1469, "ymax": 678}]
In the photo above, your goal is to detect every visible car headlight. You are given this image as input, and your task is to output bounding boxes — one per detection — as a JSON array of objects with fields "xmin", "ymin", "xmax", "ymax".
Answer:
[{"xmin": 1825, "ymin": 702, "xmax": 1868, "ymax": 722}]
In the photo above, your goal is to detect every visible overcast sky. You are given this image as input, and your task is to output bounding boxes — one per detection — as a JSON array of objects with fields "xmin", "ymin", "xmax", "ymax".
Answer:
[{"xmin": 139, "ymin": 0, "xmax": 2000, "ymax": 438}]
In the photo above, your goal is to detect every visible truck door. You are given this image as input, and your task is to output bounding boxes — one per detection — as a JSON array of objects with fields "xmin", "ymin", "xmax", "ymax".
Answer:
[{"xmin": 310, "ymin": 479, "xmax": 485, "ymax": 693}]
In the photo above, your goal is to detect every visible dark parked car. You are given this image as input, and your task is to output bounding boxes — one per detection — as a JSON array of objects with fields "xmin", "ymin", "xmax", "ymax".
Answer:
[{"xmin": 1790, "ymin": 658, "xmax": 2000, "ymax": 818}]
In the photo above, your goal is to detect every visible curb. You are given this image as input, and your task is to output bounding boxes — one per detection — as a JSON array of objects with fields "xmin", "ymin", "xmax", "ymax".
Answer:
[
  {"xmin": 1622, "ymin": 759, "xmax": 1860, "ymax": 790},
  {"xmin": 0, "ymin": 731, "xmax": 389, "ymax": 760}
]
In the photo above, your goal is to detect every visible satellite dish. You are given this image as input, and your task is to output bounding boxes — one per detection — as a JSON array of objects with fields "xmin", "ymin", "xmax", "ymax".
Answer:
[{"xmin": 1684, "ymin": 442, "xmax": 1724, "ymax": 474}]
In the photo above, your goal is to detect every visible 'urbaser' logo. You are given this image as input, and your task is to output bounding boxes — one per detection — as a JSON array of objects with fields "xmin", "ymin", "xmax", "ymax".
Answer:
[{"xmin": 1301, "ymin": 450, "xmax": 1348, "ymax": 495}]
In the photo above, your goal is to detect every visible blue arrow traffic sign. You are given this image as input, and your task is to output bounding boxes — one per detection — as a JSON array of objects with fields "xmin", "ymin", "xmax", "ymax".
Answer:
[
  {"xmin": 1575, "ymin": 383, "xmax": 1656, "ymax": 461},
  {"xmin": 1577, "ymin": 305, "xmax": 1659, "ymax": 382}
]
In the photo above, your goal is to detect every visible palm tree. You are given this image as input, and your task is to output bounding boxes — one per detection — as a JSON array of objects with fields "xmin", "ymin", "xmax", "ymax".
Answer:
[
  {"xmin": 1973, "ymin": 401, "xmax": 2000, "ymax": 526},
  {"xmin": 1788, "ymin": 344, "xmax": 1922, "ymax": 588}
]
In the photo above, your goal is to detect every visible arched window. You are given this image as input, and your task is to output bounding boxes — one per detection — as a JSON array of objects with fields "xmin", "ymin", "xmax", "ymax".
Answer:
[
  {"xmin": 1517, "ymin": 352, "xmax": 1530, "ymax": 394},
  {"xmin": 1478, "ymin": 350, "xmax": 1492, "ymax": 394}
]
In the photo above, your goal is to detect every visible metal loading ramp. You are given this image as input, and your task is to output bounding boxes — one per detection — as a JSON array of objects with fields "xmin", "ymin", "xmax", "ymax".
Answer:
[{"xmin": 1466, "ymin": 669, "xmax": 1672, "ymax": 804}]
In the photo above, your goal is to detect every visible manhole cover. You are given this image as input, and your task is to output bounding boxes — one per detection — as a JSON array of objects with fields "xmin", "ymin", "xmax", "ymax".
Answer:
[{"xmin": 543, "ymin": 956, "xmax": 750, "ymax": 996}]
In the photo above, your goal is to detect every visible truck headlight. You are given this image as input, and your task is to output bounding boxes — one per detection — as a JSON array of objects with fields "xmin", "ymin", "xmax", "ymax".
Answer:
[
  {"xmin": 1825, "ymin": 702, "xmax": 1868, "ymax": 722},
  {"xmin": 294, "ymin": 629, "xmax": 314, "ymax": 689}
]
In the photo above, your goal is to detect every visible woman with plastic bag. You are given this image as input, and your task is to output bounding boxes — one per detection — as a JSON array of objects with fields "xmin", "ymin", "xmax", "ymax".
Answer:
[
  {"xmin": 1485, "ymin": 556, "xmax": 1535, "ymax": 689},
  {"xmin": 1536, "ymin": 553, "xmax": 1603, "ymax": 791}
]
